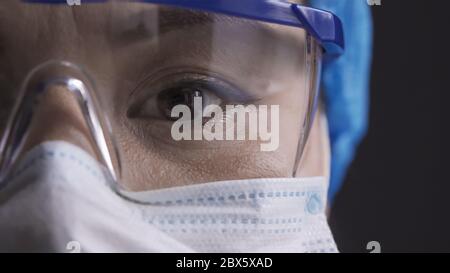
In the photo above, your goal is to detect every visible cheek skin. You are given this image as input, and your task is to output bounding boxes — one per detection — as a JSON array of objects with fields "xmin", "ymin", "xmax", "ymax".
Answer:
[
  {"xmin": 116, "ymin": 117, "xmax": 293, "ymax": 191},
  {"xmin": 296, "ymin": 106, "xmax": 330, "ymax": 178}
]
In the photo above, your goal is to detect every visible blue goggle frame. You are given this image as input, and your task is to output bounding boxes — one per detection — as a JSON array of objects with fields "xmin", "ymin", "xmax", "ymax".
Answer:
[{"xmin": 24, "ymin": 0, "xmax": 344, "ymax": 57}]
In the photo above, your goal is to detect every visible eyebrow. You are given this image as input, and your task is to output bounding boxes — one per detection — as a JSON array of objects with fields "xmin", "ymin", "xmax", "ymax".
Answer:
[
  {"xmin": 159, "ymin": 7, "xmax": 214, "ymax": 32},
  {"xmin": 116, "ymin": 6, "xmax": 299, "ymax": 47},
  {"xmin": 113, "ymin": 7, "xmax": 213, "ymax": 45}
]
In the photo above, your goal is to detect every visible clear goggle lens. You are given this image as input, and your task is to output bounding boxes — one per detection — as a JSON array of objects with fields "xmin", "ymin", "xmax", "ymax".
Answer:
[{"xmin": 0, "ymin": 1, "xmax": 322, "ymax": 193}]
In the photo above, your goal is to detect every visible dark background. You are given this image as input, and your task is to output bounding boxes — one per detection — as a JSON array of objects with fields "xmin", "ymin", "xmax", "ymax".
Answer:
[{"xmin": 329, "ymin": 0, "xmax": 450, "ymax": 252}]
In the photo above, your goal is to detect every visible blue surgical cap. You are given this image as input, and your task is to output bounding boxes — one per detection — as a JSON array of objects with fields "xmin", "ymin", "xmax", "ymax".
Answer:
[{"xmin": 309, "ymin": 0, "xmax": 373, "ymax": 204}]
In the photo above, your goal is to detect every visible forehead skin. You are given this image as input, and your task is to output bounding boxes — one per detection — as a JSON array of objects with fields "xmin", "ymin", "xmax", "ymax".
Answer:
[
  {"xmin": 0, "ymin": 0, "xmax": 307, "ymax": 40},
  {"xmin": 0, "ymin": 1, "xmax": 307, "ymax": 71}
]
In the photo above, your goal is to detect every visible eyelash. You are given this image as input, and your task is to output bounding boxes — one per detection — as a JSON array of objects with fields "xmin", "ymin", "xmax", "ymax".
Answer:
[{"xmin": 128, "ymin": 71, "xmax": 259, "ymax": 121}]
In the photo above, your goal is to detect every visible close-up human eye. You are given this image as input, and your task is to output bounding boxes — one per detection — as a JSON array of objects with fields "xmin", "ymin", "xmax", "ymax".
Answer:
[{"xmin": 127, "ymin": 71, "xmax": 257, "ymax": 122}]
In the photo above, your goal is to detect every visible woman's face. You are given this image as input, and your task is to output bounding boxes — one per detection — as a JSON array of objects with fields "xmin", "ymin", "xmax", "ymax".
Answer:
[{"xmin": 0, "ymin": 0, "xmax": 327, "ymax": 191}]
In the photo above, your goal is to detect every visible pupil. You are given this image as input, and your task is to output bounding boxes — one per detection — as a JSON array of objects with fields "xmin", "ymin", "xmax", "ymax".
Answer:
[{"xmin": 157, "ymin": 87, "xmax": 203, "ymax": 120}]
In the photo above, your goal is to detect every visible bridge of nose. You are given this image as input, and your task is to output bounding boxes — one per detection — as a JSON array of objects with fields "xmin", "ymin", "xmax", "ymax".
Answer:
[{"xmin": 21, "ymin": 84, "xmax": 98, "ymax": 160}]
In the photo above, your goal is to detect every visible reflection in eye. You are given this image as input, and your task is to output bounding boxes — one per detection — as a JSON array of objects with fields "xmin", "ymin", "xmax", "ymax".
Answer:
[
  {"xmin": 128, "ymin": 73, "xmax": 259, "ymax": 122},
  {"xmin": 157, "ymin": 86, "xmax": 222, "ymax": 121}
]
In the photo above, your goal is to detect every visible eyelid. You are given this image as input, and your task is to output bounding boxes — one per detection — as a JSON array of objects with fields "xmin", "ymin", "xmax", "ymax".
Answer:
[
  {"xmin": 128, "ymin": 71, "xmax": 260, "ymax": 120},
  {"xmin": 129, "ymin": 69, "xmax": 259, "ymax": 108},
  {"xmin": 183, "ymin": 77, "xmax": 258, "ymax": 104}
]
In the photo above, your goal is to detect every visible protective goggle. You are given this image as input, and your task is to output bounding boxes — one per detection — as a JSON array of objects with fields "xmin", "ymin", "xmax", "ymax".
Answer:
[{"xmin": 0, "ymin": 0, "xmax": 344, "ymax": 196}]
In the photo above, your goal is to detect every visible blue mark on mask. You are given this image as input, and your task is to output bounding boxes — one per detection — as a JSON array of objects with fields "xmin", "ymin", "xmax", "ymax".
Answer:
[{"xmin": 306, "ymin": 192, "xmax": 323, "ymax": 215}]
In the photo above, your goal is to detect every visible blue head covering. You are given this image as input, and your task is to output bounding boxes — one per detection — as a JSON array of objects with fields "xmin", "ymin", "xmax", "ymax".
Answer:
[{"xmin": 309, "ymin": 0, "xmax": 373, "ymax": 204}]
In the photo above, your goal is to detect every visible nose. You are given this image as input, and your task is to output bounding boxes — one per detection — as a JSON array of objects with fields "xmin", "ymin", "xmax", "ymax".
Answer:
[
  {"xmin": 22, "ymin": 84, "xmax": 97, "ymax": 158},
  {"xmin": 0, "ymin": 61, "xmax": 121, "ymax": 185}
]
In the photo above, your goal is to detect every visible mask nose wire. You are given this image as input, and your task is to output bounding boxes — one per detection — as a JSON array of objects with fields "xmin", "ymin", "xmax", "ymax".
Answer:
[{"xmin": 0, "ymin": 60, "xmax": 121, "ymax": 189}]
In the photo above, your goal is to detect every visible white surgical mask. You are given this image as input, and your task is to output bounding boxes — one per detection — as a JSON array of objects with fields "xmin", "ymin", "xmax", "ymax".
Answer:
[{"xmin": 0, "ymin": 141, "xmax": 338, "ymax": 253}]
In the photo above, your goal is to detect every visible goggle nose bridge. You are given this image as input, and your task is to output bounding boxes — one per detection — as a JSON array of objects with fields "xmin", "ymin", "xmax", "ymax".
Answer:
[{"xmin": 0, "ymin": 61, "xmax": 121, "ymax": 188}]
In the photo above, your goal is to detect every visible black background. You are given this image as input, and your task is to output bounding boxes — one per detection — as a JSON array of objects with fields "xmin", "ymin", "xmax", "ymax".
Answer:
[{"xmin": 329, "ymin": 0, "xmax": 450, "ymax": 252}]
